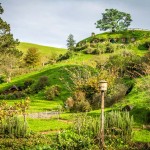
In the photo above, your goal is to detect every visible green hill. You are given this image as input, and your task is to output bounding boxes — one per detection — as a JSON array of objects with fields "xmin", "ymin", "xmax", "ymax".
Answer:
[
  {"xmin": 17, "ymin": 42, "xmax": 67, "ymax": 55},
  {"xmin": 75, "ymin": 29, "xmax": 150, "ymax": 56},
  {"xmin": 0, "ymin": 30, "xmax": 150, "ymax": 145}
]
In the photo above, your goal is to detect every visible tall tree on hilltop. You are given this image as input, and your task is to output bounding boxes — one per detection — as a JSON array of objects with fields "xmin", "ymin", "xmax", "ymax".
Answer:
[
  {"xmin": 0, "ymin": 3, "xmax": 22, "ymax": 82},
  {"xmin": 95, "ymin": 8, "xmax": 132, "ymax": 32},
  {"xmin": 67, "ymin": 34, "xmax": 76, "ymax": 50}
]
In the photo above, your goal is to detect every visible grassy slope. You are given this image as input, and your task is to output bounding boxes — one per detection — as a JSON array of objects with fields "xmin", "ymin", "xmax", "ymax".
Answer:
[
  {"xmin": 80, "ymin": 30, "xmax": 150, "ymax": 43},
  {"xmin": 17, "ymin": 42, "xmax": 67, "ymax": 55},
  {"xmin": 78, "ymin": 30, "xmax": 150, "ymax": 56},
  {"xmin": 0, "ymin": 31, "xmax": 150, "ymax": 142}
]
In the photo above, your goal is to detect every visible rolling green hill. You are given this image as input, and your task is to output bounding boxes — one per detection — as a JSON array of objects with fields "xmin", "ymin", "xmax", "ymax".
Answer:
[
  {"xmin": 76, "ymin": 29, "xmax": 150, "ymax": 56},
  {"xmin": 17, "ymin": 42, "xmax": 67, "ymax": 55},
  {"xmin": 0, "ymin": 30, "xmax": 150, "ymax": 145}
]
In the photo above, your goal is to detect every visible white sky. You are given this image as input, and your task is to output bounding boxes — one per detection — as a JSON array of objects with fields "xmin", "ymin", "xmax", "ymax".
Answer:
[{"xmin": 1, "ymin": 0, "xmax": 150, "ymax": 48}]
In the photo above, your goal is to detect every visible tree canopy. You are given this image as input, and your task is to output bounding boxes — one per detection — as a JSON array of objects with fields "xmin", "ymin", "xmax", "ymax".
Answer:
[
  {"xmin": 95, "ymin": 8, "xmax": 132, "ymax": 32},
  {"xmin": 0, "ymin": 3, "xmax": 22, "ymax": 57},
  {"xmin": 0, "ymin": 3, "xmax": 22, "ymax": 82}
]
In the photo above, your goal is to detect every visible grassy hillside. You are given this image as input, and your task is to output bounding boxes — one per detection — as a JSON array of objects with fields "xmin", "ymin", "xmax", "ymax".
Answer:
[
  {"xmin": 0, "ymin": 30, "xmax": 150, "ymax": 147},
  {"xmin": 76, "ymin": 29, "xmax": 150, "ymax": 56},
  {"xmin": 17, "ymin": 42, "xmax": 67, "ymax": 55},
  {"xmin": 80, "ymin": 30, "xmax": 150, "ymax": 43}
]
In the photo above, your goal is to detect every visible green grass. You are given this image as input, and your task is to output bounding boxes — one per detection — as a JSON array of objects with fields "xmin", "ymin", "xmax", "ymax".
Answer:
[
  {"xmin": 0, "ymin": 31, "xmax": 150, "ymax": 144},
  {"xmin": 17, "ymin": 42, "xmax": 66, "ymax": 55},
  {"xmin": 132, "ymin": 129, "xmax": 150, "ymax": 142},
  {"xmin": 80, "ymin": 30, "xmax": 150, "ymax": 43},
  {"xmin": 28, "ymin": 118, "xmax": 71, "ymax": 132},
  {"xmin": 17, "ymin": 42, "xmax": 67, "ymax": 55}
]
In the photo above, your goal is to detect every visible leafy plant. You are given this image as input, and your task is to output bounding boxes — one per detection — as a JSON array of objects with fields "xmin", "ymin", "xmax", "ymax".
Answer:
[
  {"xmin": 33, "ymin": 76, "xmax": 49, "ymax": 93},
  {"xmin": 44, "ymin": 85, "xmax": 60, "ymax": 100}
]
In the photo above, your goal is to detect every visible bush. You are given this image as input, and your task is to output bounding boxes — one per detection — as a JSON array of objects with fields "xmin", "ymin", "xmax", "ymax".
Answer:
[
  {"xmin": 0, "ymin": 116, "xmax": 28, "ymax": 138},
  {"xmin": 105, "ymin": 43, "xmax": 115, "ymax": 53},
  {"xmin": 57, "ymin": 51, "xmax": 74, "ymax": 61},
  {"xmin": 75, "ymin": 100, "xmax": 91, "ymax": 112},
  {"xmin": 83, "ymin": 47, "xmax": 95, "ymax": 54},
  {"xmin": 0, "ymin": 100, "xmax": 30, "ymax": 138},
  {"xmin": 67, "ymin": 91, "xmax": 91, "ymax": 112},
  {"xmin": 44, "ymin": 85, "xmax": 60, "ymax": 100},
  {"xmin": 0, "ymin": 75, "xmax": 5, "ymax": 84},
  {"xmin": 33, "ymin": 76, "xmax": 49, "ymax": 93},
  {"xmin": 56, "ymin": 130, "xmax": 97, "ymax": 150},
  {"xmin": 105, "ymin": 111, "xmax": 133, "ymax": 148},
  {"xmin": 24, "ymin": 78, "xmax": 35, "ymax": 89}
]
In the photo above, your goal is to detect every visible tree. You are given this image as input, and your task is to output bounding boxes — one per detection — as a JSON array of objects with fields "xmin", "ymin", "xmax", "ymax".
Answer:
[
  {"xmin": 0, "ymin": 3, "xmax": 22, "ymax": 56},
  {"xmin": 0, "ymin": 3, "xmax": 22, "ymax": 82},
  {"xmin": 67, "ymin": 34, "xmax": 76, "ymax": 50},
  {"xmin": 24, "ymin": 47, "xmax": 40, "ymax": 67},
  {"xmin": 95, "ymin": 8, "xmax": 132, "ymax": 32}
]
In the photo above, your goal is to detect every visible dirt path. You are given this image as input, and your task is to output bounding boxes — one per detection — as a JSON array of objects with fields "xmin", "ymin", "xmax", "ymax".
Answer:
[{"xmin": 27, "ymin": 111, "xmax": 61, "ymax": 119}]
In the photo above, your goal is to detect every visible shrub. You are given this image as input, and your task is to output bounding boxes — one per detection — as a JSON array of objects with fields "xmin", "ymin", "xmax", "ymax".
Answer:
[
  {"xmin": 0, "ymin": 75, "xmax": 5, "ymax": 84},
  {"xmin": 24, "ymin": 78, "xmax": 35, "ymax": 89},
  {"xmin": 44, "ymin": 85, "xmax": 60, "ymax": 100},
  {"xmin": 56, "ymin": 130, "xmax": 97, "ymax": 150},
  {"xmin": 67, "ymin": 91, "xmax": 91, "ymax": 112},
  {"xmin": 74, "ymin": 100, "xmax": 91, "ymax": 112},
  {"xmin": 13, "ymin": 91, "xmax": 27, "ymax": 99},
  {"xmin": 0, "ymin": 100, "xmax": 30, "ymax": 138},
  {"xmin": 0, "ymin": 116, "xmax": 28, "ymax": 138},
  {"xmin": 105, "ymin": 111, "xmax": 133, "ymax": 148},
  {"xmin": 105, "ymin": 43, "xmax": 115, "ymax": 53},
  {"xmin": 33, "ymin": 76, "xmax": 49, "ymax": 93},
  {"xmin": 57, "ymin": 51, "xmax": 74, "ymax": 61},
  {"xmin": 83, "ymin": 47, "xmax": 95, "ymax": 54}
]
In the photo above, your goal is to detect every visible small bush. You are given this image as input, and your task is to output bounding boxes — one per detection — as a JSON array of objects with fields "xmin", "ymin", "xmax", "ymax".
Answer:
[
  {"xmin": 13, "ymin": 91, "xmax": 27, "ymax": 99},
  {"xmin": 57, "ymin": 51, "xmax": 74, "ymax": 61},
  {"xmin": 24, "ymin": 78, "xmax": 35, "ymax": 89},
  {"xmin": 105, "ymin": 43, "xmax": 115, "ymax": 53},
  {"xmin": 83, "ymin": 47, "xmax": 95, "ymax": 54},
  {"xmin": 33, "ymin": 76, "xmax": 49, "ymax": 93},
  {"xmin": 74, "ymin": 100, "xmax": 91, "ymax": 112},
  {"xmin": 0, "ymin": 75, "xmax": 5, "ymax": 84},
  {"xmin": 44, "ymin": 85, "xmax": 60, "ymax": 100},
  {"xmin": 56, "ymin": 130, "xmax": 96, "ymax": 150},
  {"xmin": 67, "ymin": 91, "xmax": 91, "ymax": 112}
]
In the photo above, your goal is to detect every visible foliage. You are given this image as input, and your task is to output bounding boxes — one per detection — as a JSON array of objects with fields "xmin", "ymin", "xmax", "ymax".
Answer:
[
  {"xmin": 23, "ymin": 78, "xmax": 35, "ymax": 89},
  {"xmin": 95, "ymin": 8, "xmax": 132, "ymax": 32},
  {"xmin": 105, "ymin": 111, "xmax": 133, "ymax": 148},
  {"xmin": 56, "ymin": 130, "xmax": 97, "ymax": 150},
  {"xmin": 44, "ymin": 85, "xmax": 61, "ymax": 100},
  {"xmin": 0, "ymin": 98, "xmax": 30, "ymax": 138},
  {"xmin": 67, "ymin": 34, "xmax": 76, "ymax": 50},
  {"xmin": 0, "ymin": 4, "xmax": 22, "ymax": 57},
  {"xmin": 57, "ymin": 51, "xmax": 74, "ymax": 61},
  {"xmin": 0, "ymin": 75, "xmax": 5, "ymax": 84},
  {"xmin": 105, "ymin": 42, "xmax": 115, "ymax": 53},
  {"xmin": 24, "ymin": 47, "xmax": 41, "ymax": 67},
  {"xmin": 0, "ymin": 133, "xmax": 52, "ymax": 150},
  {"xmin": 0, "ymin": 4, "xmax": 22, "ymax": 83},
  {"xmin": 56, "ymin": 112, "xmax": 133, "ymax": 149},
  {"xmin": 33, "ymin": 76, "xmax": 49, "ymax": 93}
]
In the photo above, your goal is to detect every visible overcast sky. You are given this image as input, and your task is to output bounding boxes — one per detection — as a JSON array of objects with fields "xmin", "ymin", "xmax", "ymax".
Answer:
[{"xmin": 1, "ymin": 0, "xmax": 150, "ymax": 48}]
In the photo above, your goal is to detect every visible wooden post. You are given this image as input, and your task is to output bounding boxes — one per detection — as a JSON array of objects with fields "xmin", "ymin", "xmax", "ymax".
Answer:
[
  {"xmin": 100, "ymin": 90, "xmax": 105, "ymax": 149},
  {"xmin": 99, "ymin": 80, "xmax": 107, "ymax": 149}
]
